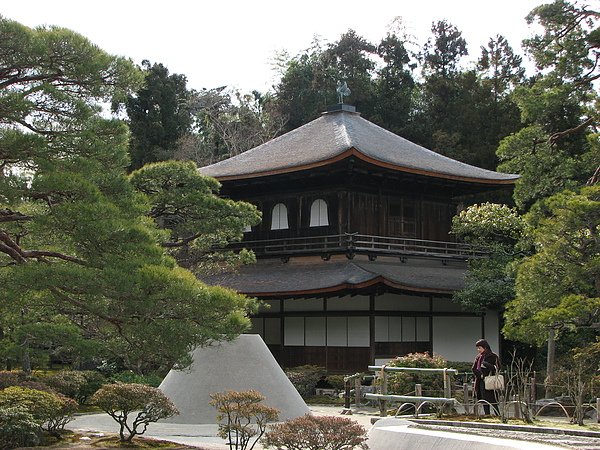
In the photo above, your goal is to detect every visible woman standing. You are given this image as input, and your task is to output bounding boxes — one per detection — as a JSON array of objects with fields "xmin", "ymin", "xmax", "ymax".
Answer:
[{"xmin": 472, "ymin": 338, "xmax": 501, "ymax": 415}]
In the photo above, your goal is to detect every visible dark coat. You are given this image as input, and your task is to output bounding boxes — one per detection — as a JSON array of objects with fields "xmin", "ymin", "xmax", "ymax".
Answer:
[{"xmin": 472, "ymin": 350, "xmax": 501, "ymax": 404}]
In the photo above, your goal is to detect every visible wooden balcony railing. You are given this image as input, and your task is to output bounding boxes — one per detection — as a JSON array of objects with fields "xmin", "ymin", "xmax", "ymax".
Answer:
[{"xmin": 228, "ymin": 233, "xmax": 485, "ymax": 260}]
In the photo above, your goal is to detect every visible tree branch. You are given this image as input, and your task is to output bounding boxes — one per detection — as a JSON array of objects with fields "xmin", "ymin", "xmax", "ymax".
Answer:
[
  {"xmin": 49, "ymin": 287, "xmax": 125, "ymax": 335},
  {"xmin": 0, "ymin": 209, "xmax": 32, "ymax": 223},
  {"xmin": 0, "ymin": 230, "xmax": 87, "ymax": 265},
  {"xmin": 549, "ymin": 116, "xmax": 596, "ymax": 146}
]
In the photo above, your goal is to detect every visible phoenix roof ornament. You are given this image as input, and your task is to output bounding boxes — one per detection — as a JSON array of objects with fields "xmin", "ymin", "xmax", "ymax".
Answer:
[{"xmin": 336, "ymin": 81, "xmax": 351, "ymax": 104}]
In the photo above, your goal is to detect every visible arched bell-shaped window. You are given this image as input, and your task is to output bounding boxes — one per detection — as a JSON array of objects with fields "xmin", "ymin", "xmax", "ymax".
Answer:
[
  {"xmin": 271, "ymin": 203, "xmax": 289, "ymax": 230},
  {"xmin": 309, "ymin": 199, "xmax": 329, "ymax": 227}
]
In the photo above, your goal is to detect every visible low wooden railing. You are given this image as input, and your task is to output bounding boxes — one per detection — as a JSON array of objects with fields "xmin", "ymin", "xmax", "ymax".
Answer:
[{"xmin": 228, "ymin": 233, "xmax": 485, "ymax": 260}]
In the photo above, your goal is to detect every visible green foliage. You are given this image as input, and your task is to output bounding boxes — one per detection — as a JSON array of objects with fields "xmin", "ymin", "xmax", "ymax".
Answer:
[
  {"xmin": 497, "ymin": 125, "xmax": 597, "ymax": 210},
  {"xmin": 451, "ymin": 203, "xmax": 529, "ymax": 310},
  {"xmin": 129, "ymin": 160, "xmax": 261, "ymax": 274},
  {"xmin": 0, "ymin": 17, "xmax": 257, "ymax": 374},
  {"xmin": 0, "ymin": 386, "xmax": 77, "ymax": 434},
  {"xmin": 504, "ymin": 185, "xmax": 600, "ymax": 344},
  {"xmin": 126, "ymin": 60, "xmax": 193, "ymax": 170},
  {"xmin": 91, "ymin": 382, "xmax": 179, "ymax": 442},
  {"xmin": 185, "ymin": 88, "xmax": 285, "ymax": 165},
  {"xmin": 209, "ymin": 390, "xmax": 279, "ymax": 450},
  {"xmin": 109, "ymin": 370, "xmax": 162, "ymax": 388},
  {"xmin": 498, "ymin": 0, "xmax": 599, "ymax": 210},
  {"xmin": 0, "ymin": 406, "xmax": 40, "ymax": 449},
  {"xmin": 325, "ymin": 374, "xmax": 346, "ymax": 391},
  {"xmin": 0, "ymin": 372, "xmax": 22, "ymax": 389},
  {"xmin": 452, "ymin": 203, "xmax": 527, "ymax": 246},
  {"xmin": 554, "ymin": 339, "xmax": 600, "ymax": 425},
  {"xmin": 43, "ymin": 370, "xmax": 86, "ymax": 399},
  {"xmin": 76, "ymin": 371, "xmax": 108, "ymax": 404},
  {"xmin": 43, "ymin": 370, "xmax": 107, "ymax": 404},
  {"xmin": 0, "ymin": 371, "xmax": 55, "ymax": 394},
  {"xmin": 263, "ymin": 414, "xmax": 368, "ymax": 450},
  {"xmin": 422, "ymin": 20, "xmax": 467, "ymax": 78},
  {"xmin": 386, "ymin": 353, "xmax": 448, "ymax": 397},
  {"xmin": 284, "ymin": 365, "xmax": 327, "ymax": 398}
]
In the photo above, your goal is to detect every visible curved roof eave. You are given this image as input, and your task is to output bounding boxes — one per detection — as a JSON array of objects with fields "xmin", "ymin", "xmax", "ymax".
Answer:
[
  {"xmin": 212, "ymin": 147, "xmax": 519, "ymax": 186},
  {"xmin": 250, "ymin": 276, "xmax": 455, "ymax": 297},
  {"xmin": 199, "ymin": 110, "xmax": 519, "ymax": 186}
]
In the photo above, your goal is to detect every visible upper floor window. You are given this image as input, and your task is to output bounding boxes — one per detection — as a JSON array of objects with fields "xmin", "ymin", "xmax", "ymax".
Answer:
[
  {"xmin": 271, "ymin": 203, "xmax": 289, "ymax": 230},
  {"xmin": 309, "ymin": 199, "xmax": 329, "ymax": 227}
]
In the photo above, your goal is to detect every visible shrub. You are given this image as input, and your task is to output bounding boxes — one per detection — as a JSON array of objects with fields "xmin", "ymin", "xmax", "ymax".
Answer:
[
  {"xmin": 0, "ymin": 406, "xmax": 40, "ymax": 449},
  {"xmin": 284, "ymin": 365, "xmax": 326, "ymax": 398},
  {"xmin": 110, "ymin": 370, "xmax": 162, "ymax": 387},
  {"xmin": 0, "ymin": 386, "xmax": 77, "ymax": 435},
  {"xmin": 44, "ymin": 370, "xmax": 107, "ymax": 404},
  {"xmin": 0, "ymin": 370, "xmax": 56, "ymax": 394},
  {"xmin": 77, "ymin": 371, "xmax": 107, "ymax": 404},
  {"xmin": 44, "ymin": 394, "xmax": 78, "ymax": 434},
  {"xmin": 210, "ymin": 390, "xmax": 279, "ymax": 450},
  {"xmin": 326, "ymin": 375, "xmax": 346, "ymax": 391},
  {"xmin": 16, "ymin": 380, "xmax": 56, "ymax": 393},
  {"xmin": 385, "ymin": 352, "xmax": 448, "ymax": 397},
  {"xmin": 91, "ymin": 383, "xmax": 179, "ymax": 442},
  {"xmin": 0, "ymin": 371, "xmax": 21, "ymax": 389},
  {"xmin": 263, "ymin": 414, "xmax": 368, "ymax": 450},
  {"xmin": 44, "ymin": 370, "xmax": 87, "ymax": 399}
]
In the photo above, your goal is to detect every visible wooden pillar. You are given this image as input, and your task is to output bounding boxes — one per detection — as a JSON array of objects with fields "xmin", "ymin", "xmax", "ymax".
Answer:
[
  {"xmin": 481, "ymin": 312, "xmax": 486, "ymax": 338},
  {"xmin": 546, "ymin": 329, "xmax": 556, "ymax": 399},
  {"xmin": 428, "ymin": 297, "xmax": 434, "ymax": 354},
  {"xmin": 324, "ymin": 297, "xmax": 329, "ymax": 372},
  {"xmin": 280, "ymin": 298, "xmax": 286, "ymax": 367},
  {"xmin": 369, "ymin": 294, "xmax": 376, "ymax": 366},
  {"xmin": 379, "ymin": 370, "xmax": 388, "ymax": 417},
  {"xmin": 443, "ymin": 369, "xmax": 451, "ymax": 399}
]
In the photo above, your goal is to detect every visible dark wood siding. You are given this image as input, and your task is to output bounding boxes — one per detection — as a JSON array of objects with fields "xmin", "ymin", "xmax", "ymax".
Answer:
[{"xmin": 421, "ymin": 201, "xmax": 453, "ymax": 241}]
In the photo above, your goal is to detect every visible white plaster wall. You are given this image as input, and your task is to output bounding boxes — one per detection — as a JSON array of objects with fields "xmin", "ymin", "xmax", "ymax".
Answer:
[
  {"xmin": 284, "ymin": 298, "xmax": 323, "ymax": 311},
  {"xmin": 402, "ymin": 317, "xmax": 416, "ymax": 341},
  {"xmin": 347, "ymin": 317, "xmax": 369, "ymax": 347},
  {"xmin": 432, "ymin": 297, "xmax": 464, "ymax": 312},
  {"xmin": 285, "ymin": 317, "xmax": 304, "ymax": 345},
  {"xmin": 484, "ymin": 310, "xmax": 500, "ymax": 353},
  {"xmin": 327, "ymin": 317, "xmax": 347, "ymax": 346},
  {"xmin": 389, "ymin": 316, "xmax": 402, "ymax": 341},
  {"xmin": 305, "ymin": 317, "xmax": 326, "ymax": 346},
  {"xmin": 264, "ymin": 318, "xmax": 281, "ymax": 345},
  {"xmin": 374, "ymin": 316, "xmax": 388, "ymax": 342},
  {"xmin": 258, "ymin": 299, "xmax": 280, "ymax": 313},
  {"xmin": 432, "ymin": 316, "xmax": 481, "ymax": 362},
  {"xmin": 416, "ymin": 317, "xmax": 429, "ymax": 341},
  {"xmin": 375, "ymin": 293, "xmax": 429, "ymax": 311},
  {"xmin": 327, "ymin": 295, "xmax": 369, "ymax": 311},
  {"xmin": 250, "ymin": 318, "xmax": 263, "ymax": 335}
]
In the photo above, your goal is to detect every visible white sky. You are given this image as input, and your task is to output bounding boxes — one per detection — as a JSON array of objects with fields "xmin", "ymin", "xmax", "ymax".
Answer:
[{"xmin": 2, "ymin": 0, "xmax": 545, "ymax": 93}]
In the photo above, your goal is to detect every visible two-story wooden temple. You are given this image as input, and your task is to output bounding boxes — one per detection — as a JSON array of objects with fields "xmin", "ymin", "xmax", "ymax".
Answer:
[{"xmin": 199, "ymin": 104, "xmax": 518, "ymax": 372}]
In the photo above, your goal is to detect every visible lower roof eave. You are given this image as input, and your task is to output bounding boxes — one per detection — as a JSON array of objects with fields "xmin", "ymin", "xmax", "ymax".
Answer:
[{"xmin": 238, "ymin": 277, "xmax": 455, "ymax": 299}]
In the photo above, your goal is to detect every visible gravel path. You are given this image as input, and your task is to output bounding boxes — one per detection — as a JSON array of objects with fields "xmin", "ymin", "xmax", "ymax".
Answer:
[{"xmin": 410, "ymin": 423, "xmax": 600, "ymax": 449}]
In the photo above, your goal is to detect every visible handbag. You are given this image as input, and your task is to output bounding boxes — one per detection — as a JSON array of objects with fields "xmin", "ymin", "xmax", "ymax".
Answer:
[{"xmin": 484, "ymin": 367, "xmax": 504, "ymax": 390}]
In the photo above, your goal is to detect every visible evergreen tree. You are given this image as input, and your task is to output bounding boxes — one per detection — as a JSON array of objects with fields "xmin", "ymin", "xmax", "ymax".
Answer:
[
  {"xmin": 497, "ymin": 0, "xmax": 600, "ymax": 210},
  {"xmin": 125, "ymin": 61, "xmax": 193, "ymax": 171},
  {"xmin": 0, "ymin": 18, "xmax": 255, "ymax": 373}
]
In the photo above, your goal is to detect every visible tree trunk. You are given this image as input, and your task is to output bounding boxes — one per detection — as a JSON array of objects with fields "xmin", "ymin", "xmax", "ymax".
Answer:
[
  {"xmin": 21, "ymin": 344, "xmax": 31, "ymax": 375},
  {"xmin": 545, "ymin": 328, "xmax": 556, "ymax": 398}
]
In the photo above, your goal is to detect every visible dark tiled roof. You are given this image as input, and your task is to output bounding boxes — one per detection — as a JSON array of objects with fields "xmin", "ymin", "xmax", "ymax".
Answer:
[
  {"xmin": 202, "ymin": 256, "xmax": 466, "ymax": 296},
  {"xmin": 199, "ymin": 110, "xmax": 519, "ymax": 184}
]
